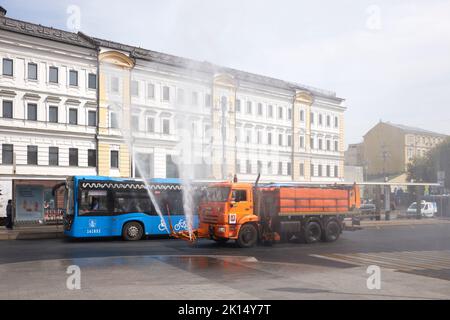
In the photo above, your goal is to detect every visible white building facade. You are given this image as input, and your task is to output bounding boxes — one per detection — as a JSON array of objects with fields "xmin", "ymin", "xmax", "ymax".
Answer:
[{"xmin": 0, "ymin": 8, "xmax": 346, "ymax": 219}]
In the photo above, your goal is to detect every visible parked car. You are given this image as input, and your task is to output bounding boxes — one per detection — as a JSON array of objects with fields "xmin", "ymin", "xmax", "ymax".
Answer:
[
  {"xmin": 359, "ymin": 203, "xmax": 380, "ymax": 220},
  {"xmin": 406, "ymin": 201, "xmax": 437, "ymax": 218}
]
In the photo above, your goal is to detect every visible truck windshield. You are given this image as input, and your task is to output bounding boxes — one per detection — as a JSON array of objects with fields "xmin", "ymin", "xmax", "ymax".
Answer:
[{"xmin": 204, "ymin": 187, "xmax": 230, "ymax": 202}]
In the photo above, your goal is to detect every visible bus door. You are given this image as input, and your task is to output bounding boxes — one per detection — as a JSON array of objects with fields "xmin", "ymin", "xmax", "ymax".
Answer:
[{"xmin": 77, "ymin": 189, "xmax": 113, "ymax": 237}]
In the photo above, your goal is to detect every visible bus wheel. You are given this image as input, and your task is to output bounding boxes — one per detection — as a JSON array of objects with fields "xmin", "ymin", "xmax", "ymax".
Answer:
[
  {"xmin": 303, "ymin": 221, "xmax": 322, "ymax": 244},
  {"xmin": 122, "ymin": 222, "xmax": 144, "ymax": 241},
  {"xmin": 323, "ymin": 220, "xmax": 341, "ymax": 242},
  {"xmin": 236, "ymin": 224, "xmax": 258, "ymax": 248}
]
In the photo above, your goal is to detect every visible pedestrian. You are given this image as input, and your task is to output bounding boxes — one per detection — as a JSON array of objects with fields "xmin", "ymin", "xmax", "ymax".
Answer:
[{"xmin": 6, "ymin": 199, "xmax": 13, "ymax": 230}]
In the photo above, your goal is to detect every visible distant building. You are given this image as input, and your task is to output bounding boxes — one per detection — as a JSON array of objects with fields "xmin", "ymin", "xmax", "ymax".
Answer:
[
  {"xmin": 345, "ymin": 142, "xmax": 364, "ymax": 166},
  {"xmin": 344, "ymin": 165, "xmax": 364, "ymax": 183},
  {"xmin": 363, "ymin": 121, "xmax": 447, "ymax": 178}
]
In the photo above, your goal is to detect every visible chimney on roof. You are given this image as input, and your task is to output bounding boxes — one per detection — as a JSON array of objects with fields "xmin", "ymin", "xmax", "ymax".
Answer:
[{"xmin": 0, "ymin": 6, "xmax": 7, "ymax": 17}]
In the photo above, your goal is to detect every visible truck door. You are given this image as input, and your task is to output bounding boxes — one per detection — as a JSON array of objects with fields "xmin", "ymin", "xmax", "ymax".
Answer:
[{"xmin": 230, "ymin": 188, "xmax": 252, "ymax": 222}]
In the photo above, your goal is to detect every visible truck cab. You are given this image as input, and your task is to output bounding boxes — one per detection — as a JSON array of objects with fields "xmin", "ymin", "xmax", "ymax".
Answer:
[{"xmin": 198, "ymin": 182, "xmax": 259, "ymax": 247}]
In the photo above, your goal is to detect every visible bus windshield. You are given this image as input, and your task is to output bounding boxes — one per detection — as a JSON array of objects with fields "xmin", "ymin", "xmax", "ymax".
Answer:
[
  {"xmin": 204, "ymin": 187, "xmax": 230, "ymax": 202},
  {"xmin": 65, "ymin": 180, "xmax": 74, "ymax": 216}
]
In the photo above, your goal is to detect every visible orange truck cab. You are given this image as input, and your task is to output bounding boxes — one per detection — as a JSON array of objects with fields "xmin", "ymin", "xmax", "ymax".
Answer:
[{"xmin": 198, "ymin": 181, "xmax": 360, "ymax": 248}]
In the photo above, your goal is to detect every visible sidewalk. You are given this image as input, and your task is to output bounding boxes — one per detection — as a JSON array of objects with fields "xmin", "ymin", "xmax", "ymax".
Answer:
[
  {"xmin": 347, "ymin": 217, "xmax": 450, "ymax": 230},
  {"xmin": 0, "ymin": 224, "xmax": 64, "ymax": 240}
]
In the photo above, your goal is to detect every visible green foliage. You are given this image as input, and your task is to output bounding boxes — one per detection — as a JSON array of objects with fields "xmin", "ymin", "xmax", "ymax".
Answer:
[{"xmin": 407, "ymin": 137, "xmax": 450, "ymax": 188}]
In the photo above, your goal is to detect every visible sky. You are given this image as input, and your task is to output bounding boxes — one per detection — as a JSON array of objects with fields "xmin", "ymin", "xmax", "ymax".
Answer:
[{"xmin": 2, "ymin": 0, "xmax": 450, "ymax": 146}]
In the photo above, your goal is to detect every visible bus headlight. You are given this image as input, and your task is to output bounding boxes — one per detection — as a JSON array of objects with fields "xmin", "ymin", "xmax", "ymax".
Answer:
[
  {"xmin": 229, "ymin": 214, "xmax": 237, "ymax": 225},
  {"xmin": 218, "ymin": 227, "xmax": 226, "ymax": 233}
]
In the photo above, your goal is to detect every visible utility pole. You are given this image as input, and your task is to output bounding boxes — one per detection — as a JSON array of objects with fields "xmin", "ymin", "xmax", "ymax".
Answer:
[{"xmin": 381, "ymin": 143, "xmax": 390, "ymax": 182}]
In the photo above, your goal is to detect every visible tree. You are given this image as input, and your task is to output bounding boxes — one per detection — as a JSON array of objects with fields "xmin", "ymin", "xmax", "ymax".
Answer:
[{"xmin": 407, "ymin": 137, "xmax": 450, "ymax": 188}]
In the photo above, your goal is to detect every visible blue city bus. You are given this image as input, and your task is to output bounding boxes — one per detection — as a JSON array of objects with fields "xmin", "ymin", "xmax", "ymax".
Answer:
[{"xmin": 59, "ymin": 176, "xmax": 201, "ymax": 240}]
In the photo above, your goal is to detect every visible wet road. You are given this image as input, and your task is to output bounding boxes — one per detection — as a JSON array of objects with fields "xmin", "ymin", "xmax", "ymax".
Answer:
[{"xmin": 1, "ymin": 223, "xmax": 450, "ymax": 299}]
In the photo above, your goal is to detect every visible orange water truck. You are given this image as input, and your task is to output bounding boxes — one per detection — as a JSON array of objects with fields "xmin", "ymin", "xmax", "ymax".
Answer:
[{"xmin": 180, "ymin": 175, "xmax": 360, "ymax": 248}]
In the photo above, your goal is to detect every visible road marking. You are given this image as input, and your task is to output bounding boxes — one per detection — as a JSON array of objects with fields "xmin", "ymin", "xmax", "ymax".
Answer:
[{"xmin": 311, "ymin": 250, "xmax": 450, "ymax": 271}]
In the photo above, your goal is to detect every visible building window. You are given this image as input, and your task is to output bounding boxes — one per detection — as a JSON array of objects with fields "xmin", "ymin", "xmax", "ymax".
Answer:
[
  {"xmin": 318, "ymin": 139, "xmax": 323, "ymax": 150},
  {"xmin": 326, "ymin": 165, "xmax": 331, "ymax": 177},
  {"xmin": 131, "ymin": 80, "xmax": 139, "ymax": 97},
  {"xmin": 2, "ymin": 144, "xmax": 13, "ymax": 164},
  {"xmin": 177, "ymin": 88, "xmax": 185, "ymax": 104},
  {"xmin": 2, "ymin": 58, "xmax": 13, "ymax": 76},
  {"xmin": 310, "ymin": 138, "xmax": 314, "ymax": 149},
  {"xmin": 268, "ymin": 105, "xmax": 273, "ymax": 118},
  {"xmin": 49, "ymin": 147, "xmax": 59, "ymax": 166},
  {"xmin": 300, "ymin": 163, "xmax": 305, "ymax": 177},
  {"xmin": 147, "ymin": 117, "xmax": 155, "ymax": 133},
  {"xmin": 49, "ymin": 106, "xmax": 58, "ymax": 123},
  {"xmin": 162, "ymin": 119, "xmax": 170, "ymax": 134},
  {"xmin": 318, "ymin": 165, "xmax": 323, "ymax": 177},
  {"xmin": 287, "ymin": 135, "xmax": 292, "ymax": 147},
  {"xmin": 110, "ymin": 150, "xmax": 119, "ymax": 168},
  {"xmin": 88, "ymin": 73, "xmax": 97, "ymax": 89},
  {"xmin": 327, "ymin": 115, "xmax": 331, "ymax": 127},
  {"xmin": 49, "ymin": 67, "xmax": 58, "ymax": 84},
  {"xmin": 311, "ymin": 164, "xmax": 315, "ymax": 177},
  {"xmin": 257, "ymin": 130, "xmax": 262, "ymax": 144},
  {"xmin": 300, "ymin": 136, "xmax": 305, "ymax": 149},
  {"xmin": 310, "ymin": 112, "xmax": 315, "ymax": 124},
  {"xmin": 69, "ymin": 70, "xmax": 78, "ymax": 87},
  {"xmin": 110, "ymin": 112, "xmax": 118, "ymax": 128},
  {"xmin": 327, "ymin": 140, "xmax": 331, "ymax": 151},
  {"xmin": 257, "ymin": 103, "xmax": 263, "ymax": 116},
  {"xmin": 278, "ymin": 134, "xmax": 283, "ymax": 146},
  {"xmin": 236, "ymin": 161, "xmax": 241, "ymax": 174},
  {"xmin": 268, "ymin": 132, "xmax": 272, "ymax": 145},
  {"xmin": 257, "ymin": 160, "xmax": 263, "ymax": 173},
  {"xmin": 88, "ymin": 110, "xmax": 96, "ymax": 127},
  {"xmin": 69, "ymin": 148, "xmax": 78, "ymax": 166},
  {"xmin": 27, "ymin": 103, "xmax": 37, "ymax": 121},
  {"xmin": 288, "ymin": 109, "xmax": 292, "ymax": 120},
  {"xmin": 69, "ymin": 108, "xmax": 78, "ymax": 125},
  {"xmin": 87, "ymin": 149, "xmax": 96, "ymax": 167},
  {"xmin": 278, "ymin": 162, "xmax": 283, "ymax": 175},
  {"xmin": 319, "ymin": 114, "xmax": 323, "ymax": 126},
  {"xmin": 246, "ymin": 101, "xmax": 252, "ymax": 114},
  {"xmin": 245, "ymin": 130, "xmax": 251, "ymax": 144},
  {"xmin": 246, "ymin": 160, "xmax": 252, "ymax": 174},
  {"xmin": 278, "ymin": 107, "xmax": 283, "ymax": 119},
  {"xmin": 235, "ymin": 99, "xmax": 241, "ymax": 112},
  {"xmin": 268, "ymin": 162, "xmax": 272, "ymax": 174},
  {"xmin": 111, "ymin": 77, "xmax": 119, "ymax": 93},
  {"xmin": 132, "ymin": 115, "xmax": 140, "ymax": 131},
  {"xmin": 334, "ymin": 165, "xmax": 339, "ymax": 178},
  {"xmin": 27, "ymin": 145, "xmax": 38, "ymax": 165},
  {"xmin": 205, "ymin": 94, "xmax": 212, "ymax": 108},
  {"xmin": 300, "ymin": 110, "xmax": 304, "ymax": 122},
  {"xmin": 28, "ymin": 63, "xmax": 38, "ymax": 80},
  {"xmin": 335, "ymin": 141, "xmax": 339, "ymax": 152},
  {"xmin": 287, "ymin": 162, "xmax": 292, "ymax": 176},
  {"xmin": 192, "ymin": 92, "xmax": 198, "ymax": 106},
  {"xmin": 148, "ymin": 83, "xmax": 155, "ymax": 99},
  {"xmin": 2, "ymin": 100, "xmax": 13, "ymax": 118},
  {"xmin": 163, "ymin": 86, "xmax": 170, "ymax": 101},
  {"xmin": 335, "ymin": 116, "xmax": 339, "ymax": 128}
]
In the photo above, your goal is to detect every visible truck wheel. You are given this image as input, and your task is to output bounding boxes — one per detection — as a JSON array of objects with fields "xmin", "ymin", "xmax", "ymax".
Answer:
[
  {"xmin": 122, "ymin": 222, "xmax": 144, "ymax": 241},
  {"xmin": 236, "ymin": 224, "xmax": 258, "ymax": 248},
  {"xmin": 303, "ymin": 221, "xmax": 322, "ymax": 244},
  {"xmin": 214, "ymin": 238, "xmax": 229, "ymax": 245},
  {"xmin": 323, "ymin": 220, "xmax": 341, "ymax": 242}
]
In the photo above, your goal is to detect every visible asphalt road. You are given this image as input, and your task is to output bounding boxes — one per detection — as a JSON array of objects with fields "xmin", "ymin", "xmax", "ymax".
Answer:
[{"xmin": 1, "ymin": 223, "xmax": 450, "ymax": 299}]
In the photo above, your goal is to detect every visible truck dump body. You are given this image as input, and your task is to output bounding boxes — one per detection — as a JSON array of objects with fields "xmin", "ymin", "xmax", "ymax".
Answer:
[{"xmin": 258, "ymin": 185, "xmax": 358, "ymax": 217}]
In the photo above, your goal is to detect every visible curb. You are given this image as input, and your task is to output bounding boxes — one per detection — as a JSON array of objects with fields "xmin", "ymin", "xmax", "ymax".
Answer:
[{"xmin": 0, "ymin": 231, "xmax": 64, "ymax": 240}]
